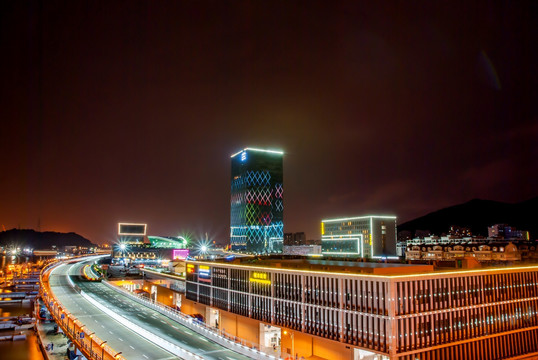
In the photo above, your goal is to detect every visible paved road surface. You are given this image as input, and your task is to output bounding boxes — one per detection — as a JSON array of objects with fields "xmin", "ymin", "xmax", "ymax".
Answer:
[{"xmin": 49, "ymin": 258, "xmax": 253, "ymax": 360}]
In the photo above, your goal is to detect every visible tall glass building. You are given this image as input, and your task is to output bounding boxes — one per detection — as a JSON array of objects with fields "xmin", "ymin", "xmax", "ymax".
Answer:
[{"xmin": 230, "ymin": 148, "xmax": 284, "ymax": 253}]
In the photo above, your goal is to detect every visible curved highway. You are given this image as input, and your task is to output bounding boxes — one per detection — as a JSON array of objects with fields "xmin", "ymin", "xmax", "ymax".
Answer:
[{"xmin": 49, "ymin": 258, "xmax": 253, "ymax": 360}]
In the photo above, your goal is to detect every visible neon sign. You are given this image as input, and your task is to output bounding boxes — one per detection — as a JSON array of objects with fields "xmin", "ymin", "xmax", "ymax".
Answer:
[
  {"xmin": 250, "ymin": 271, "xmax": 271, "ymax": 284},
  {"xmin": 172, "ymin": 249, "xmax": 190, "ymax": 260},
  {"xmin": 199, "ymin": 265, "xmax": 211, "ymax": 282},
  {"xmin": 187, "ymin": 264, "xmax": 195, "ymax": 274}
]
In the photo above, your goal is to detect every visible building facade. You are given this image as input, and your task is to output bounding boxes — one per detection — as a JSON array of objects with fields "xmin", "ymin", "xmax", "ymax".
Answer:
[
  {"xmin": 230, "ymin": 148, "xmax": 284, "ymax": 253},
  {"xmin": 488, "ymin": 224, "xmax": 530, "ymax": 240},
  {"xmin": 284, "ymin": 232, "xmax": 306, "ymax": 246},
  {"xmin": 405, "ymin": 240, "xmax": 538, "ymax": 262},
  {"xmin": 321, "ymin": 215, "xmax": 397, "ymax": 258},
  {"xmin": 186, "ymin": 259, "xmax": 538, "ymax": 360}
]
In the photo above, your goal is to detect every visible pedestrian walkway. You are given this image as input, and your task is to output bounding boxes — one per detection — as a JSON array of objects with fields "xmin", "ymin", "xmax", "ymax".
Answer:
[{"xmin": 35, "ymin": 299, "xmax": 71, "ymax": 360}]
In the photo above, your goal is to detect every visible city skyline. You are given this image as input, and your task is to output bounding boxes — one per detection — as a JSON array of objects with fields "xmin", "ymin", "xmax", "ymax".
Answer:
[{"xmin": 1, "ymin": 2, "xmax": 536, "ymax": 244}]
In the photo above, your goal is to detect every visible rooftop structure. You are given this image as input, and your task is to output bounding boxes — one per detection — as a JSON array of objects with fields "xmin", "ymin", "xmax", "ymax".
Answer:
[
  {"xmin": 117, "ymin": 222, "xmax": 147, "ymax": 245},
  {"xmin": 147, "ymin": 236, "xmax": 188, "ymax": 249}
]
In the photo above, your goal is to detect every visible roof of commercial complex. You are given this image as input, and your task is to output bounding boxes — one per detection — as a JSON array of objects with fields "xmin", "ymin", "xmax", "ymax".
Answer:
[
  {"xmin": 206, "ymin": 256, "xmax": 433, "ymax": 276},
  {"xmin": 193, "ymin": 255, "xmax": 538, "ymax": 277}
]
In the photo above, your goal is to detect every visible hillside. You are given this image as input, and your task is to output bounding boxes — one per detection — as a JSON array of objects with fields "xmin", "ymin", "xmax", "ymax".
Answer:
[
  {"xmin": 0, "ymin": 229, "xmax": 95, "ymax": 250},
  {"xmin": 398, "ymin": 197, "xmax": 537, "ymax": 239}
]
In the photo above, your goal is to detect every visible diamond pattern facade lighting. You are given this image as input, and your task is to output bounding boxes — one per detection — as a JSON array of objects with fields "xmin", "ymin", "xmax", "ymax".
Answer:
[{"xmin": 230, "ymin": 148, "xmax": 284, "ymax": 253}]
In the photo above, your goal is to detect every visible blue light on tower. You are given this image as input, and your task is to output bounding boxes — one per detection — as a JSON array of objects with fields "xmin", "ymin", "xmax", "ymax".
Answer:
[{"xmin": 241, "ymin": 151, "xmax": 247, "ymax": 162}]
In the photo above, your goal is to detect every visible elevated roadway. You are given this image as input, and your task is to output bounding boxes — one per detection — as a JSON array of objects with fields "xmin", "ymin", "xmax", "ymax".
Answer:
[{"xmin": 48, "ymin": 257, "xmax": 261, "ymax": 360}]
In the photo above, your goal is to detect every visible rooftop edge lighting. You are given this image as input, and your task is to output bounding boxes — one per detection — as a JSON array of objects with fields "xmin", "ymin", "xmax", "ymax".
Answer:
[
  {"xmin": 230, "ymin": 147, "xmax": 284, "ymax": 158},
  {"xmin": 322, "ymin": 215, "xmax": 397, "ymax": 222},
  {"xmin": 185, "ymin": 261, "xmax": 538, "ymax": 280}
]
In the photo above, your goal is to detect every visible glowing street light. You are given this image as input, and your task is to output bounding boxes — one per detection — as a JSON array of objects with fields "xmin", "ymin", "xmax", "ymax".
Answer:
[
  {"xmin": 283, "ymin": 330, "xmax": 294, "ymax": 360},
  {"xmin": 100, "ymin": 341, "xmax": 107, "ymax": 360}
]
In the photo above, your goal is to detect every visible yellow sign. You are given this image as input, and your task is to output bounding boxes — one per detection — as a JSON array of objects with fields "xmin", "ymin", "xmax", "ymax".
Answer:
[
  {"xmin": 250, "ymin": 272, "xmax": 271, "ymax": 284},
  {"xmin": 321, "ymin": 222, "xmax": 325, "ymax": 235}
]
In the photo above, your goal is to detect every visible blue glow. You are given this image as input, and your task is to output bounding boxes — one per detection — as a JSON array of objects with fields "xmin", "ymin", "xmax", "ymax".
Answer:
[{"xmin": 241, "ymin": 151, "xmax": 247, "ymax": 162}]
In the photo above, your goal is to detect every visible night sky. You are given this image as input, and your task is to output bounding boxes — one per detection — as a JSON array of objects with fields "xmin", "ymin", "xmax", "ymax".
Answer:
[{"xmin": 1, "ymin": 1, "xmax": 536, "ymax": 245}]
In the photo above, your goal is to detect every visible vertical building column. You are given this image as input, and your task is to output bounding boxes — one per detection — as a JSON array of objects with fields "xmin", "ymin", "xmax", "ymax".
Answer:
[
  {"xmin": 301, "ymin": 274, "xmax": 306, "ymax": 332},
  {"xmin": 387, "ymin": 279, "xmax": 398, "ymax": 358},
  {"xmin": 271, "ymin": 271, "xmax": 275, "ymax": 325},
  {"xmin": 248, "ymin": 270, "xmax": 252, "ymax": 318},
  {"xmin": 210, "ymin": 265, "xmax": 213, "ymax": 307},
  {"xmin": 338, "ymin": 277, "xmax": 344, "ymax": 342},
  {"xmin": 227, "ymin": 268, "xmax": 231, "ymax": 312}
]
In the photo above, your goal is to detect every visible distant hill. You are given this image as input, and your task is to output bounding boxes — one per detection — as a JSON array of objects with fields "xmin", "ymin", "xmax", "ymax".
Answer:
[
  {"xmin": 0, "ymin": 229, "xmax": 95, "ymax": 250},
  {"xmin": 398, "ymin": 197, "xmax": 538, "ymax": 239}
]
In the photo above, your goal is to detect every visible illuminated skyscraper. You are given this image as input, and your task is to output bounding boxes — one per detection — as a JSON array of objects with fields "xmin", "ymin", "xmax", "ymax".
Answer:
[{"xmin": 230, "ymin": 148, "xmax": 284, "ymax": 253}]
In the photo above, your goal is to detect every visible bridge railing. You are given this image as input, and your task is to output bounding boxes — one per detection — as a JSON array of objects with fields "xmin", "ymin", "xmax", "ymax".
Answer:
[{"xmin": 40, "ymin": 258, "xmax": 127, "ymax": 360}]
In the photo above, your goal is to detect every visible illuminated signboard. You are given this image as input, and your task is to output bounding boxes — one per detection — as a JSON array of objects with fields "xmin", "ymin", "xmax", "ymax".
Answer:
[
  {"xmin": 118, "ymin": 223, "xmax": 147, "ymax": 236},
  {"xmin": 172, "ymin": 249, "xmax": 190, "ymax": 260},
  {"xmin": 250, "ymin": 271, "xmax": 271, "ymax": 285},
  {"xmin": 186, "ymin": 264, "xmax": 195, "ymax": 274},
  {"xmin": 213, "ymin": 267, "xmax": 227, "ymax": 280},
  {"xmin": 199, "ymin": 265, "xmax": 211, "ymax": 283}
]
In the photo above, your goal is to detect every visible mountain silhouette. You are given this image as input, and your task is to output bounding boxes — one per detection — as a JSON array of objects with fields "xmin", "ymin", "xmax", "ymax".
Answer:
[
  {"xmin": 398, "ymin": 197, "xmax": 537, "ymax": 239},
  {"xmin": 0, "ymin": 229, "xmax": 95, "ymax": 249}
]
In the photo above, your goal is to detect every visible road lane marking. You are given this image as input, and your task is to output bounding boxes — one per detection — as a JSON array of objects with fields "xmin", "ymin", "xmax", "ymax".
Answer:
[
  {"xmin": 118, "ymin": 338, "xmax": 123, "ymax": 341},
  {"xmin": 129, "ymin": 345, "xmax": 135, "ymax": 350},
  {"xmin": 142, "ymin": 355, "xmax": 148, "ymax": 359}
]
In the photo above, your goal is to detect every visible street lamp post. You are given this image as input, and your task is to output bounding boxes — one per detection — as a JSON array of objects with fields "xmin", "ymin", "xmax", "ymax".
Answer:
[
  {"xmin": 88, "ymin": 332, "xmax": 95, "ymax": 358},
  {"xmin": 101, "ymin": 341, "xmax": 107, "ymax": 360},
  {"xmin": 284, "ymin": 330, "xmax": 295, "ymax": 360}
]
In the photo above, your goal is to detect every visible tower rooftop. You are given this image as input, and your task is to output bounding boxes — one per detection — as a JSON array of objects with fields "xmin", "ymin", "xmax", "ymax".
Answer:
[{"xmin": 230, "ymin": 147, "xmax": 284, "ymax": 158}]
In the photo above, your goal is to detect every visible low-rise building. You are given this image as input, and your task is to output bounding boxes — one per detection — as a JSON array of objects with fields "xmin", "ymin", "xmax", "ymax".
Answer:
[
  {"xmin": 405, "ymin": 241, "xmax": 537, "ymax": 262},
  {"xmin": 185, "ymin": 256, "xmax": 538, "ymax": 360},
  {"xmin": 321, "ymin": 215, "xmax": 397, "ymax": 258}
]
